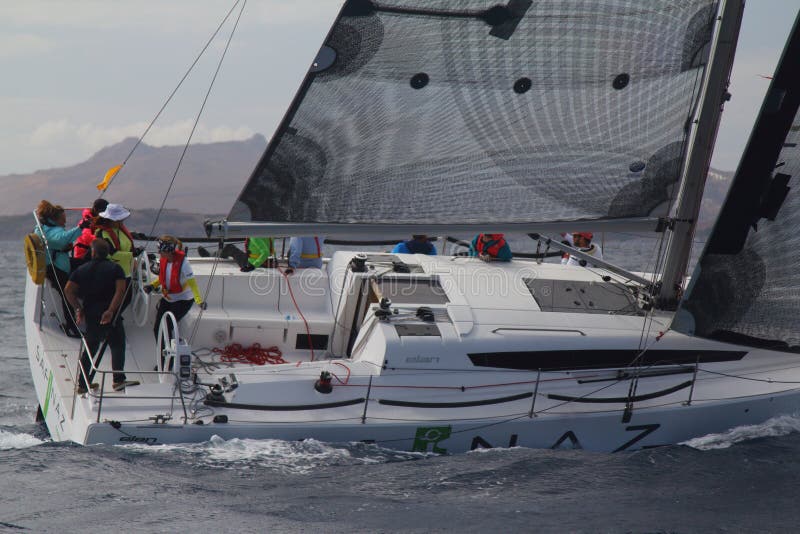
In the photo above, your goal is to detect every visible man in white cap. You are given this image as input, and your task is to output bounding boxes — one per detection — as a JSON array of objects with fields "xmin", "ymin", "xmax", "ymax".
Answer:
[
  {"xmin": 94, "ymin": 204, "xmax": 137, "ymax": 278},
  {"xmin": 94, "ymin": 203, "xmax": 142, "ymax": 314}
]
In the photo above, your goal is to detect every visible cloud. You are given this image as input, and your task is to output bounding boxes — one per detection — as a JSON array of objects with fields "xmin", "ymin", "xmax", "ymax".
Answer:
[
  {"xmin": 29, "ymin": 118, "xmax": 255, "ymax": 151},
  {"xmin": 0, "ymin": 33, "xmax": 51, "ymax": 59}
]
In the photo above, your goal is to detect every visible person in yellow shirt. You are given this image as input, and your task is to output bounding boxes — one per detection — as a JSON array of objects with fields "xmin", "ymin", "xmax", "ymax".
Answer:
[
  {"xmin": 94, "ymin": 204, "xmax": 138, "ymax": 277},
  {"xmin": 94, "ymin": 204, "xmax": 142, "ymax": 313},
  {"xmin": 198, "ymin": 237, "xmax": 275, "ymax": 272}
]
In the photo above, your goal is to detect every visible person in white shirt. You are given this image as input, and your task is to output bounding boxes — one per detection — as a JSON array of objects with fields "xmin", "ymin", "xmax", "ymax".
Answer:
[
  {"xmin": 145, "ymin": 235, "xmax": 205, "ymax": 340},
  {"xmin": 561, "ymin": 232, "xmax": 603, "ymax": 267}
]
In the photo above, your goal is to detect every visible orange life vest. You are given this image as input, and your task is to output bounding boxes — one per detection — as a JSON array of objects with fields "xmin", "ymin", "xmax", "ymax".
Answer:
[
  {"xmin": 476, "ymin": 234, "xmax": 506, "ymax": 257},
  {"xmin": 159, "ymin": 250, "xmax": 186, "ymax": 294}
]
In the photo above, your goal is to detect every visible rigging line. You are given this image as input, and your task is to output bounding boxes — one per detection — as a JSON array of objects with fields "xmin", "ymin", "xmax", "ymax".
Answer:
[
  {"xmin": 145, "ymin": 0, "xmax": 247, "ymax": 242},
  {"xmin": 100, "ymin": 0, "xmax": 243, "ymax": 195},
  {"xmin": 100, "ymin": 1, "xmax": 247, "ymax": 339},
  {"xmin": 188, "ymin": 237, "xmax": 224, "ymax": 345},
  {"xmin": 693, "ymin": 367, "xmax": 800, "ymax": 386},
  {"xmin": 640, "ymin": 232, "xmax": 668, "ymax": 343}
]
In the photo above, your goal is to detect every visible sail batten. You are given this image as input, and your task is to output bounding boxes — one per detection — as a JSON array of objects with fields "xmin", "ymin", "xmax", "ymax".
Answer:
[{"xmin": 231, "ymin": 0, "xmax": 719, "ymax": 226}]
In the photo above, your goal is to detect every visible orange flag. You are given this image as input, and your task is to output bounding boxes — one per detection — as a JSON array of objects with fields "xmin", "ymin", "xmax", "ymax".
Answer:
[{"xmin": 96, "ymin": 164, "xmax": 122, "ymax": 191}]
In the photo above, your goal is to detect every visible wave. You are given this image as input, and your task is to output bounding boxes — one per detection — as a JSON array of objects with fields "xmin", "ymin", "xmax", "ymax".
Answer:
[
  {"xmin": 117, "ymin": 435, "xmax": 425, "ymax": 473},
  {"xmin": 682, "ymin": 413, "xmax": 800, "ymax": 450},
  {"xmin": 0, "ymin": 429, "xmax": 44, "ymax": 450}
]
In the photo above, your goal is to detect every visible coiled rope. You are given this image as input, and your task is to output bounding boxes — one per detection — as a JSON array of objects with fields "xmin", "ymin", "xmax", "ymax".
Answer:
[{"xmin": 212, "ymin": 343, "xmax": 286, "ymax": 365}]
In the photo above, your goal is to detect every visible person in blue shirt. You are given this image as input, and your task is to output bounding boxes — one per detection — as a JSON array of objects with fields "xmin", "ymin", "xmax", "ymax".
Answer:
[
  {"xmin": 469, "ymin": 233, "xmax": 513, "ymax": 262},
  {"xmin": 392, "ymin": 235, "xmax": 437, "ymax": 255},
  {"xmin": 287, "ymin": 236, "xmax": 323, "ymax": 270},
  {"xmin": 35, "ymin": 199, "xmax": 86, "ymax": 337}
]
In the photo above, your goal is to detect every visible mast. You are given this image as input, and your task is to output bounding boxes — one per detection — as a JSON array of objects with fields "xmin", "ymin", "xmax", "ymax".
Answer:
[{"xmin": 657, "ymin": 0, "xmax": 745, "ymax": 307}]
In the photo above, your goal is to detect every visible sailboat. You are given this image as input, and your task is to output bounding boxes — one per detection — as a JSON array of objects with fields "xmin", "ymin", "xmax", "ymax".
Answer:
[{"xmin": 23, "ymin": 0, "xmax": 800, "ymax": 452}]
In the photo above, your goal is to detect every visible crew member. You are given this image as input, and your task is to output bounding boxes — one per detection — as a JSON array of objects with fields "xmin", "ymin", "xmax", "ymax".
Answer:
[
  {"xmin": 73, "ymin": 198, "xmax": 109, "ymax": 263},
  {"xmin": 95, "ymin": 203, "xmax": 142, "ymax": 313},
  {"xmin": 35, "ymin": 199, "xmax": 87, "ymax": 337},
  {"xmin": 199, "ymin": 237, "xmax": 275, "ymax": 272},
  {"xmin": 287, "ymin": 236, "xmax": 323, "ymax": 269},
  {"xmin": 469, "ymin": 233, "xmax": 512, "ymax": 262},
  {"xmin": 145, "ymin": 235, "xmax": 206, "ymax": 341},
  {"xmin": 392, "ymin": 235, "xmax": 437, "ymax": 255},
  {"xmin": 65, "ymin": 239, "xmax": 138, "ymax": 393},
  {"xmin": 561, "ymin": 232, "xmax": 603, "ymax": 267},
  {"xmin": 94, "ymin": 203, "xmax": 138, "ymax": 278}
]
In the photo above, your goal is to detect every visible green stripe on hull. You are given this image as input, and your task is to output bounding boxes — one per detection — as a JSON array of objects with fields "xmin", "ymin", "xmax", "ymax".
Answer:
[{"xmin": 43, "ymin": 370, "xmax": 53, "ymax": 418}]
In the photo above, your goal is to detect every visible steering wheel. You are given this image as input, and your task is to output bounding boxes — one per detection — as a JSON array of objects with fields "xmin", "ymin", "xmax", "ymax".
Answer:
[
  {"xmin": 131, "ymin": 252, "xmax": 152, "ymax": 327},
  {"xmin": 156, "ymin": 311, "xmax": 180, "ymax": 384}
]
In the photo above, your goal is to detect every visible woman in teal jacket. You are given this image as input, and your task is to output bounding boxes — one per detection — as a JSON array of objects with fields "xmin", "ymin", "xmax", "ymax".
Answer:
[{"xmin": 35, "ymin": 200, "xmax": 84, "ymax": 336}]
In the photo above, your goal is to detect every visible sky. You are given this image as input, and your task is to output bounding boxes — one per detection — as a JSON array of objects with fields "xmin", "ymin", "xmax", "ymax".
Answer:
[{"xmin": 0, "ymin": 0, "xmax": 797, "ymax": 182}]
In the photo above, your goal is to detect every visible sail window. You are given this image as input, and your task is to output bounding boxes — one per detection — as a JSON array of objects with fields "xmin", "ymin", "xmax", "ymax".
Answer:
[
  {"xmin": 629, "ymin": 161, "xmax": 646, "ymax": 173},
  {"xmin": 342, "ymin": 0, "xmax": 376, "ymax": 17},
  {"xmin": 612, "ymin": 73, "xmax": 630, "ymax": 90},
  {"xmin": 410, "ymin": 72, "xmax": 429, "ymax": 89},
  {"xmin": 513, "ymin": 77, "xmax": 531, "ymax": 94},
  {"xmin": 311, "ymin": 46, "xmax": 337, "ymax": 73}
]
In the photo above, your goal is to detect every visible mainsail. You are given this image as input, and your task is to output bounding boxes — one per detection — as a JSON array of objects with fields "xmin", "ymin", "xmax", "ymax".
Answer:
[
  {"xmin": 674, "ymin": 12, "xmax": 800, "ymax": 351},
  {"xmin": 230, "ymin": 0, "xmax": 720, "ymax": 227}
]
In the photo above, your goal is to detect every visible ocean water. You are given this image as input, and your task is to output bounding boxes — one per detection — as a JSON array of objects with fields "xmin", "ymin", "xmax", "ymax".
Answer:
[{"xmin": 3, "ymin": 240, "xmax": 800, "ymax": 533}]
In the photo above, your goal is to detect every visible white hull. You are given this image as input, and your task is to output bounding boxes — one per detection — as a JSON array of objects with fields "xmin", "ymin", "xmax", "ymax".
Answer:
[{"xmin": 26, "ymin": 252, "xmax": 800, "ymax": 452}]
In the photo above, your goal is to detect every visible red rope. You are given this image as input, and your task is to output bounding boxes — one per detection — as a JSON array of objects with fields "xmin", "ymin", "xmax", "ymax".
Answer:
[
  {"xmin": 279, "ymin": 266, "xmax": 315, "ymax": 361},
  {"xmin": 330, "ymin": 361, "xmax": 351, "ymax": 385},
  {"xmin": 213, "ymin": 343, "xmax": 286, "ymax": 365}
]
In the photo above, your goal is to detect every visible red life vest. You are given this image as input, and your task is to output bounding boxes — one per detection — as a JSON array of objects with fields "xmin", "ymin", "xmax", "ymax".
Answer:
[
  {"xmin": 94, "ymin": 223, "xmax": 134, "ymax": 253},
  {"xmin": 159, "ymin": 250, "xmax": 186, "ymax": 294},
  {"xmin": 476, "ymin": 234, "xmax": 506, "ymax": 257},
  {"xmin": 73, "ymin": 208, "xmax": 96, "ymax": 259}
]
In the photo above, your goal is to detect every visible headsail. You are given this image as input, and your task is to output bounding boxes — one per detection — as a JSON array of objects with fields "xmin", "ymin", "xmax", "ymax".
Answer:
[
  {"xmin": 230, "ymin": 0, "xmax": 720, "ymax": 228},
  {"xmin": 674, "ymin": 12, "xmax": 800, "ymax": 351}
]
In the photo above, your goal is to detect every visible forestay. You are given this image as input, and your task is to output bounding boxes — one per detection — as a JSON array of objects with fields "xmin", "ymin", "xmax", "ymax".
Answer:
[
  {"xmin": 674, "ymin": 13, "xmax": 800, "ymax": 351},
  {"xmin": 230, "ymin": 0, "xmax": 720, "ymax": 226}
]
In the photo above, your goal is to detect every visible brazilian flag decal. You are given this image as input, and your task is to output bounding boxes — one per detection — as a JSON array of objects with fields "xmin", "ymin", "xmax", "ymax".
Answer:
[{"xmin": 412, "ymin": 426, "xmax": 452, "ymax": 453}]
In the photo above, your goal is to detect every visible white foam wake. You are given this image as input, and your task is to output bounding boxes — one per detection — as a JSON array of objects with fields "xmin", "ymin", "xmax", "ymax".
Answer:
[
  {"xmin": 121, "ymin": 435, "xmax": 403, "ymax": 473},
  {"xmin": 0, "ymin": 429, "xmax": 44, "ymax": 450},
  {"xmin": 682, "ymin": 414, "xmax": 800, "ymax": 450}
]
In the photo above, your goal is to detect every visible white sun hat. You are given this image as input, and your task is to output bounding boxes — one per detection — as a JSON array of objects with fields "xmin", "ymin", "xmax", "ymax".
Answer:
[{"xmin": 98, "ymin": 203, "xmax": 131, "ymax": 221}]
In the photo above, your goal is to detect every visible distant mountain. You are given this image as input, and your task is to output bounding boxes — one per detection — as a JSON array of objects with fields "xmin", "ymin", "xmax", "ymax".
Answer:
[
  {"xmin": 2, "ymin": 209, "xmax": 216, "ymax": 242},
  {"xmin": 0, "ymin": 134, "xmax": 267, "ymax": 217}
]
